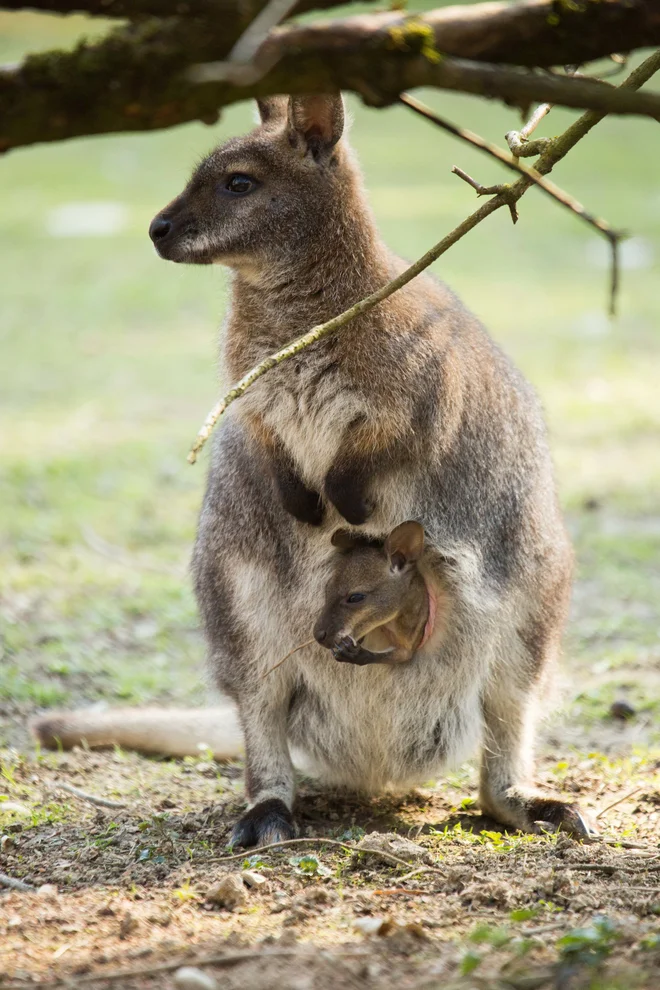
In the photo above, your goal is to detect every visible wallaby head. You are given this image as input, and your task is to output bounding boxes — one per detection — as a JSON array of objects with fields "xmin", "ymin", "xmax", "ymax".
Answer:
[
  {"xmin": 149, "ymin": 94, "xmax": 352, "ymax": 271},
  {"xmin": 313, "ymin": 522, "xmax": 427, "ymax": 663}
]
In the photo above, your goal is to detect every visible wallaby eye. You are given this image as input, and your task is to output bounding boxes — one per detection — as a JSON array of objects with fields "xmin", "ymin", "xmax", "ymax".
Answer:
[
  {"xmin": 346, "ymin": 593, "xmax": 366, "ymax": 605},
  {"xmin": 224, "ymin": 174, "xmax": 256, "ymax": 195}
]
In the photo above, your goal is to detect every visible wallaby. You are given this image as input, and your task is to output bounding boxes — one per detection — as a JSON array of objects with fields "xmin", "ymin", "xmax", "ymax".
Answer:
[
  {"xmin": 32, "ymin": 522, "xmax": 443, "ymax": 753},
  {"xmin": 316, "ymin": 522, "xmax": 443, "ymax": 666},
  {"xmin": 41, "ymin": 92, "xmax": 591, "ymax": 846}
]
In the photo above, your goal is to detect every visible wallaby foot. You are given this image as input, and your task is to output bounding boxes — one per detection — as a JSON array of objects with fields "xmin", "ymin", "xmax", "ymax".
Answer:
[
  {"xmin": 231, "ymin": 798, "xmax": 296, "ymax": 849},
  {"xmin": 480, "ymin": 787, "xmax": 596, "ymax": 840}
]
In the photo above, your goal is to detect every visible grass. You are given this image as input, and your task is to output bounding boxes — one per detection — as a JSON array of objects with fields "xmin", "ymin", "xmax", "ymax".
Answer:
[{"xmin": 0, "ymin": 13, "xmax": 659, "ymax": 746}]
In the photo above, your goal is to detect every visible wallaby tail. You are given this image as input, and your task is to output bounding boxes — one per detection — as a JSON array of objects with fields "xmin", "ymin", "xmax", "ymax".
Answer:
[{"xmin": 30, "ymin": 706, "xmax": 243, "ymax": 761}]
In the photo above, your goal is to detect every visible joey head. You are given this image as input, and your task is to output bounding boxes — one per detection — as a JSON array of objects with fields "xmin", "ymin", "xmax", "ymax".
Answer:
[{"xmin": 315, "ymin": 521, "xmax": 441, "ymax": 666}]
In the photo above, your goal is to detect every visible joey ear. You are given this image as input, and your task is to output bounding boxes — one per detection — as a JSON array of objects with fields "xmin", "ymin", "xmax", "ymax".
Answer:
[
  {"xmin": 256, "ymin": 96, "xmax": 288, "ymax": 128},
  {"xmin": 287, "ymin": 94, "xmax": 344, "ymax": 159},
  {"xmin": 331, "ymin": 529, "xmax": 357, "ymax": 551},
  {"xmin": 385, "ymin": 521, "xmax": 425, "ymax": 572}
]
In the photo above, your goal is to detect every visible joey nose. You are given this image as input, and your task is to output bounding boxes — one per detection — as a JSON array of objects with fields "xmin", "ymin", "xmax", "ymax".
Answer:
[
  {"xmin": 149, "ymin": 216, "xmax": 171, "ymax": 243},
  {"xmin": 314, "ymin": 628, "xmax": 327, "ymax": 644}
]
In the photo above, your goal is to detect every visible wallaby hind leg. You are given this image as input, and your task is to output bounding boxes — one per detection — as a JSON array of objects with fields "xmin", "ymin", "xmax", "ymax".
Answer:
[
  {"xmin": 229, "ymin": 692, "xmax": 297, "ymax": 848},
  {"xmin": 479, "ymin": 601, "xmax": 594, "ymax": 839}
]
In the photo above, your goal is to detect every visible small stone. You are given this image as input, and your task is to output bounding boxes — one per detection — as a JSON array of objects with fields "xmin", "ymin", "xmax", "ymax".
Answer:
[
  {"xmin": 0, "ymin": 835, "xmax": 14, "ymax": 851},
  {"xmin": 195, "ymin": 762, "xmax": 216, "ymax": 778},
  {"xmin": 173, "ymin": 966, "xmax": 219, "ymax": 990},
  {"xmin": 37, "ymin": 884, "xmax": 59, "ymax": 900},
  {"xmin": 1, "ymin": 802, "xmax": 30, "ymax": 816},
  {"xmin": 118, "ymin": 911, "xmax": 139, "ymax": 939},
  {"xmin": 241, "ymin": 869, "xmax": 269, "ymax": 889},
  {"xmin": 354, "ymin": 917, "xmax": 388, "ymax": 936},
  {"xmin": 8, "ymin": 916, "xmax": 23, "ymax": 929},
  {"xmin": 355, "ymin": 832, "xmax": 429, "ymax": 865},
  {"xmin": 206, "ymin": 874, "xmax": 247, "ymax": 910},
  {"xmin": 609, "ymin": 700, "xmax": 636, "ymax": 721}
]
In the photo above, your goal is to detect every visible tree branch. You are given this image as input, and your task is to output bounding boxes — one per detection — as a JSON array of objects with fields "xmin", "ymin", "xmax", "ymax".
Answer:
[
  {"xmin": 187, "ymin": 50, "xmax": 660, "ymax": 462},
  {"xmin": 398, "ymin": 92, "xmax": 624, "ymax": 313},
  {"xmin": 3, "ymin": 1, "xmax": 660, "ymax": 152},
  {"xmin": 0, "ymin": 0, "xmax": 354, "ymax": 18}
]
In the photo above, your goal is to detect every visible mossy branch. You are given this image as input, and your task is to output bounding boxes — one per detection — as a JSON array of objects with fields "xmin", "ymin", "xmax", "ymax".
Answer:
[
  {"xmin": 188, "ymin": 49, "xmax": 660, "ymax": 463},
  {"xmin": 3, "ymin": 1, "xmax": 660, "ymax": 151}
]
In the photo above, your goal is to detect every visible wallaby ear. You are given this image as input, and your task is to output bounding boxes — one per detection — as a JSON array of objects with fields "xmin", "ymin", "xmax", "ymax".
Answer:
[
  {"xmin": 385, "ymin": 521, "xmax": 425, "ymax": 572},
  {"xmin": 287, "ymin": 94, "xmax": 344, "ymax": 159},
  {"xmin": 256, "ymin": 96, "xmax": 288, "ymax": 128},
  {"xmin": 331, "ymin": 529, "xmax": 357, "ymax": 551}
]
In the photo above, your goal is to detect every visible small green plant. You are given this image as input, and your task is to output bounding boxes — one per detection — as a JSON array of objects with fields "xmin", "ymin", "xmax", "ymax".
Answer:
[
  {"xmin": 242, "ymin": 853, "xmax": 267, "ymax": 870},
  {"xmin": 460, "ymin": 949, "xmax": 482, "ymax": 976},
  {"xmin": 469, "ymin": 923, "xmax": 512, "ymax": 949},
  {"xmin": 289, "ymin": 854, "xmax": 332, "ymax": 877},
  {"xmin": 557, "ymin": 916, "xmax": 619, "ymax": 966}
]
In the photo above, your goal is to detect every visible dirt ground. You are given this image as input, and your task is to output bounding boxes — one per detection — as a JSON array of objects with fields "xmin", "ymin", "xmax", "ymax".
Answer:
[{"xmin": 1, "ymin": 725, "xmax": 659, "ymax": 990}]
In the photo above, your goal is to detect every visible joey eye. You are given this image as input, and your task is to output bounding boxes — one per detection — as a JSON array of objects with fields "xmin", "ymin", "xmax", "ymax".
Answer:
[
  {"xmin": 224, "ymin": 174, "xmax": 256, "ymax": 195},
  {"xmin": 346, "ymin": 593, "xmax": 366, "ymax": 605}
]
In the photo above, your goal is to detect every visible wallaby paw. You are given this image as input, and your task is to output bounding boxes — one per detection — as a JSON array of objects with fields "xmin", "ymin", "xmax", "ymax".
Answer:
[
  {"xmin": 332, "ymin": 636, "xmax": 362, "ymax": 662},
  {"xmin": 324, "ymin": 472, "xmax": 374, "ymax": 526},
  {"xmin": 527, "ymin": 798, "xmax": 597, "ymax": 840},
  {"xmin": 280, "ymin": 487, "xmax": 324, "ymax": 526},
  {"xmin": 230, "ymin": 798, "xmax": 296, "ymax": 849}
]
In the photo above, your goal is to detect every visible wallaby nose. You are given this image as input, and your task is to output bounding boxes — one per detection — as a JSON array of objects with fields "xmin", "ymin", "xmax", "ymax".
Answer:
[
  {"xmin": 314, "ymin": 628, "xmax": 327, "ymax": 644},
  {"xmin": 149, "ymin": 216, "xmax": 171, "ymax": 243}
]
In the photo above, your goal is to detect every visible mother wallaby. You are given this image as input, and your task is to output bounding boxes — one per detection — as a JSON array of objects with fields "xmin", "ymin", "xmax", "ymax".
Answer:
[{"xmin": 146, "ymin": 94, "xmax": 585, "ymax": 847}]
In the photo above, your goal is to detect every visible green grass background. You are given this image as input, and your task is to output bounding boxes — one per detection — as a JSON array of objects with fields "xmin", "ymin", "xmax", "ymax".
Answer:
[{"xmin": 1, "ymin": 9, "xmax": 658, "ymax": 741}]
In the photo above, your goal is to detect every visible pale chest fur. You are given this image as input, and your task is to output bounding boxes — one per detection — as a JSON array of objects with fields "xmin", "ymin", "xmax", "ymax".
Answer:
[{"xmin": 238, "ymin": 345, "xmax": 364, "ymax": 489}]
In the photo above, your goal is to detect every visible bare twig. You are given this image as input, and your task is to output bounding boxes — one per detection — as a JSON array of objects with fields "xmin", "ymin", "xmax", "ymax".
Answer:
[
  {"xmin": 451, "ymin": 166, "xmax": 518, "ymax": 223},
  {"xmin": 399, "ymin": 91, "xmax": 624, "ymax": 309},
  {"xmin": 261, "ymin": 639, "xmax": 315, "ymax": 678},
  {"xmin": 210, "ymin": 836, "xmax": 444, "ymax": 874},
  {"xmin": 81, "ymin": 524, "xmax": 184, "ymax": 579},
  {"xmin": 187, "ymin": 202, "xmax": 497, "ymax": 461},
  {"xmin": 0, "ymin": 872, "xmax": 35, "ymax": 892},
  {"xmin": 196, "ymin": 0, "xmax": 300, "ymax": 85},
  {"xmin": 53, "ymin": 781, "xmax": 128, "ymax": 809},
  {"xmin": 596, "ymin": 785, "xmax": 645, "ymax": 820},
  {"xmin": 521, "ymin": 921, "xmax": 567, "ymax": 937},
  {"xmin": 187, "ymin": 50, "xmax": 660, "ymax": 461},
  {"xmin": 5, "ymin": 949, "xmax": 304, "ymax": 989},
  {"xmin": 506, "ymin": 101, "xmax": 553, "ymax": 156}
]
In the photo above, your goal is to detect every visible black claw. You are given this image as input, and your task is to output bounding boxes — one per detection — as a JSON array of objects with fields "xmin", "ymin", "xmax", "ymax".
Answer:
[
  {"xmin": 527, "ymin": 799, "xmax": 596, "ymax": 840},
  {"xmin": 230, "ymin": 798, "xmax": 296, "ymax": 849}
]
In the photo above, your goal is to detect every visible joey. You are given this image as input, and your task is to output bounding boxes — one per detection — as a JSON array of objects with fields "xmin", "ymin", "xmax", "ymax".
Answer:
[{"xmin": 314, "ymin": 521, "xmax": 440, "ymax": 666}]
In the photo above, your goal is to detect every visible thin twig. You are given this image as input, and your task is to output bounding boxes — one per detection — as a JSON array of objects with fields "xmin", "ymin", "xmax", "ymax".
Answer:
[
  {"xmin": 53, "ymin": 781, "xmax": 128, "ymax": 809},
  {"xmin": 373, "ymin": 887, "xmax": 427, "ymax": 895},
  {"xmin": 210, "ymin": 836, "xmax": 444, "ymax": 874},
  {"xmin": 596, "ymin": 785, "xmax": 645, "ymax": 820},
  {"xmin": 451, "ymin": 167, "xmax": 518, "ymax": 223},
  {"xmin": 187, "ymin": 50, "xmax": 660, "ymax": 462},
  {"xmin": 521, "ymin": 921, "xmax": 567, "ymax": 937},
  {"xmin": 202, "ymin": 0, "xmax": 299, "ymax": 85},
  {"xmin": 399, "ymin": 92, "xmax": 624, "ymax": 311},
  {"xmin": 553, "ymin": 862, "xmax": 620, "ymax": 874},
  {"xmin": 0, "ymin": 872, "xmax": 35, "ymax": 892},
  {"xmin": 81, "ymin": 525, "xmax": 184, "ymax": 579},
  {"xmin": 5, "ymin": 949, "xmax": 304, "ymax": 989},
  {"xmin": 260, "ymin": 639, "xmax": 315, "ymax": 679},
  {"xmin": 506, "ymin": 101, "xmax": 553, "ymax": 156}
]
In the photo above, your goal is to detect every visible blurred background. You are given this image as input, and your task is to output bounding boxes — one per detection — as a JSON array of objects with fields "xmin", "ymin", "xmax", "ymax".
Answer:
[{"xmin": 1, "ymin": 5, "xmax": 659, "ymax": 752}]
